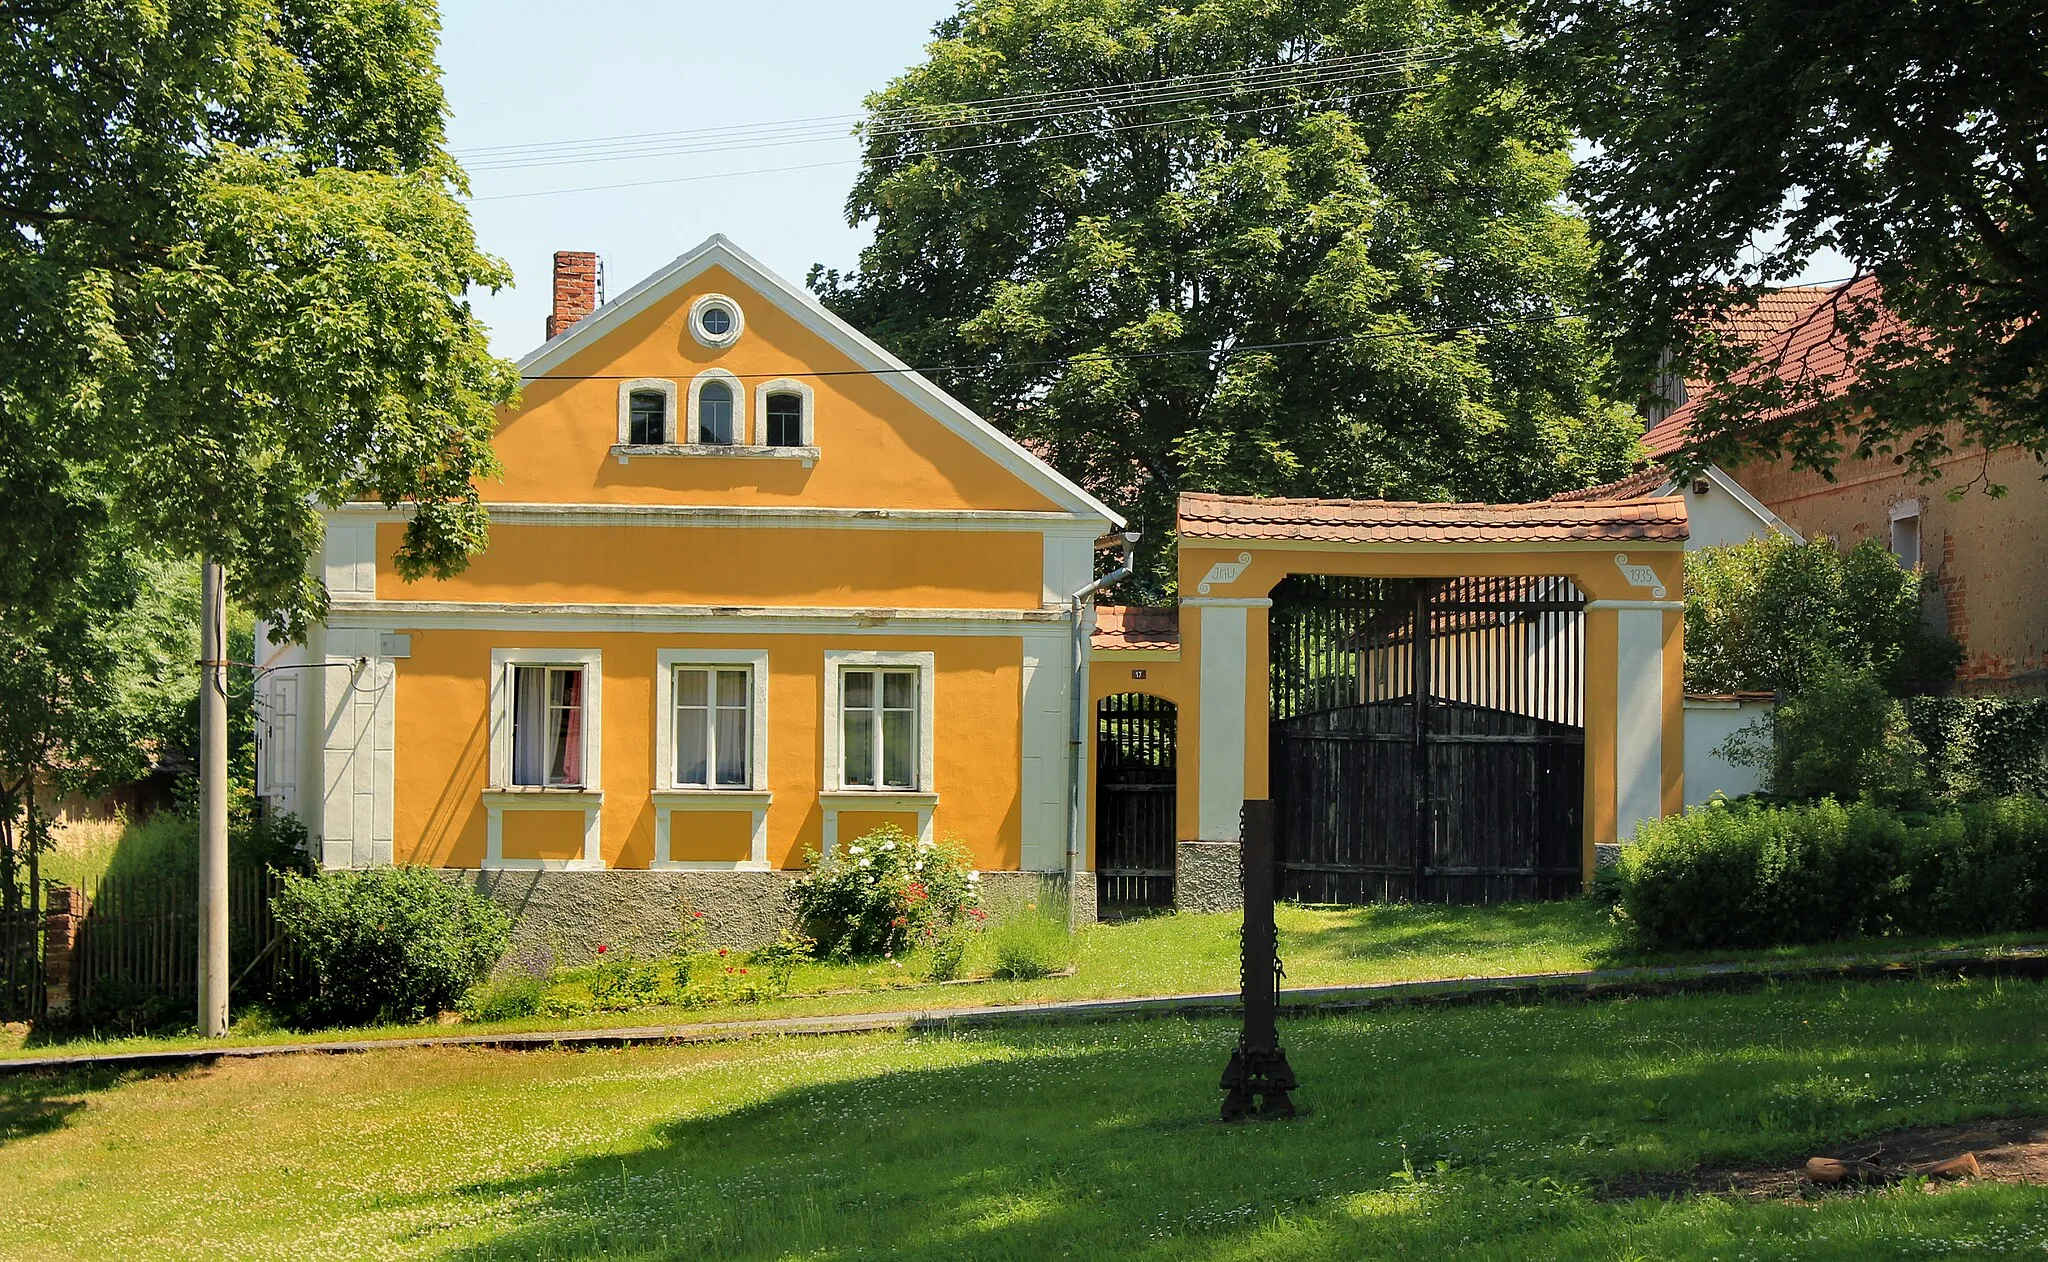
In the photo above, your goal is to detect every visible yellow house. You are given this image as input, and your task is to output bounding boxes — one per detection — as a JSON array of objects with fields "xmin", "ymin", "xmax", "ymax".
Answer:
[
  {"xmin": 254, "ymin": 236, "xmax": 1690, "ymax": 946},
  {"xmin": 256, "ymin": 236, "xmax": 1123, "ymax": 946}
]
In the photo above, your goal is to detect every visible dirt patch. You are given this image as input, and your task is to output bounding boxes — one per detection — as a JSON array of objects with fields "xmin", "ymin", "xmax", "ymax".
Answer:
[{"xmin": 1606, "ymin": 1116, "xmax": 2048, "ymax": 1201}]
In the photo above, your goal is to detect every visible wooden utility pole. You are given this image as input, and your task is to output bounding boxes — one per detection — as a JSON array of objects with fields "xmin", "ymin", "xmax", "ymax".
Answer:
[{"xmin": 197, "ymin": 557, "xmax": 230, "ymax": 1037}]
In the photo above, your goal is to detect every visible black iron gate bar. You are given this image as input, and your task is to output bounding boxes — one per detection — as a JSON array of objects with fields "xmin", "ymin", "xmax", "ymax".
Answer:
[
  {"xmin": 1267, "ymin": 573, "xmax": 1588, "ymax": 904},
  {"xmin": 1095, "ymin": 692, "xmax": 1178, "ymax": 909}
]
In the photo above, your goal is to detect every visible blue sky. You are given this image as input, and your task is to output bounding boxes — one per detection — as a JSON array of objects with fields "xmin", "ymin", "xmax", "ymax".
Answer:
[
  {"xmin": 440, "ymin": 1, "xmax": 947, "ymax": 358},
  {"xmin": 439, "ymin": 2, "xmax": 1851, "ymax": 361}
]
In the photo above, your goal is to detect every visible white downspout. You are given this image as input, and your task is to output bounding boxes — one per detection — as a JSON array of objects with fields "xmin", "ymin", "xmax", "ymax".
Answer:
[{"xmin": 1067, "ymin": 531, "xmax": 1139, "ymax": 920}]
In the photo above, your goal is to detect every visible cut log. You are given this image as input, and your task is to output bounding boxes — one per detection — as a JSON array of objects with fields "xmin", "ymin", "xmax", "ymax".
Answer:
[
  {"xmin": 1914, "ymin": 1153, "xmax": 1981, "ymax": 1180},
  {"xmin": 1804, "ymin": 1156, "xmax": 1882, "ymax": 1184}
]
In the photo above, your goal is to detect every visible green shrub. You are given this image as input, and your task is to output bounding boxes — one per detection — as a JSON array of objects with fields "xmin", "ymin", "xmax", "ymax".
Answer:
[
  {"xmin": 1904, "ymin": 696, "xmax": 2048, "ymax": 800},
  {"xmin": 788, "ymin": 825, "xmax": 980, "ymax": 958},
  {"xmin": 983, "ymin": 889, "xmax": 1074, "ymax": 980},
  {"xmin": 273, "ymin": 867, "xmax": 511, "ymax": 1027},
  {"xmin": 1615, "ymin": 796, "xmax": 2048, "ymax": 950},
  {"xmin": 461, "ymin": 972, "xmax": 548, "ymax": 1023},
  {"xmin": 1755, "ymin": 665, "xmax": 1928, "ymax": 804}
]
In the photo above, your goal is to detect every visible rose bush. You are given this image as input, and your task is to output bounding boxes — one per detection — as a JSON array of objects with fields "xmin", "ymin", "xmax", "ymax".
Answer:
[{"xmin": 788, "ymin": 824, "xmax": 980, "ymax": 958}]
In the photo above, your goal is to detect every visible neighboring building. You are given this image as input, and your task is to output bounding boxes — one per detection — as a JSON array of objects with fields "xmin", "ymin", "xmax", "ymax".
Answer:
[
  {"xmin": 1615, "ymin": 280, "xmax": 2047, "ymax": 695},
  {"xmin": 257, "ymin": 236, "xmax": 1122, "ymax": 941}
]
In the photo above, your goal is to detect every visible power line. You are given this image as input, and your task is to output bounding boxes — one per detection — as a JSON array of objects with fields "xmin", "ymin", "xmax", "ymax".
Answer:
[
  {"xmin": 471, "ymin": 80, "xmax": 1436, "ymax": 203},
  {"xmin": 459, "ymin": 50, "xmax": 1451, "ymax": 175},
  {"xmin": 521, "ymin": 312, "xmax": 1580, "ymax": 383},
  {"xmin": 453, "ymin": 46, "xmax": 1445, "ymax": 167}
]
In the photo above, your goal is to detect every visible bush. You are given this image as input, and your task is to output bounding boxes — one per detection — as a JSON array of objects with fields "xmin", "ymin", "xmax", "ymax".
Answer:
[
  {"xmin": 461, "ymin": 972, "xmax": 548, "ymax": 1023},
  {"xmin": 1684, "ymin": 532, "xmax": 1958, "ymax": 697},
  {"xmin": 984, "ymin": 888, "xmax": 1074, "ymax": 980},
  {"xmin": 1904, "ymin": 696, "xmax": 2048, "ymax": 800},
  {"xmin": 1725, "ymin": 664, "xmax": 1929, "ymax": 804},
  {"xmin": 788, "ymin": 825, "xmax": 980, "ymax": 958},
  {"xmin": 272, "ymin": 867, "xmax": 511, "ymax": 1027},
  {"xmin": 1614, "ymin": 797, "xmax": 2048, "ymax": 950}
]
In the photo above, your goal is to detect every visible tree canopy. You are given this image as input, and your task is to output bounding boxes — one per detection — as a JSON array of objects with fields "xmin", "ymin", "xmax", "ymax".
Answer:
[
  {"xmin": 0, "ymin": 0, "xmax": 516, "ymax": 635},
  {"xmin": 814, "ymin": 0, "xmax": 1641, "ymax": 590},
  {"xmin": 1507, "ymin": 0, "xmax": 2048, "ymax": 484}
]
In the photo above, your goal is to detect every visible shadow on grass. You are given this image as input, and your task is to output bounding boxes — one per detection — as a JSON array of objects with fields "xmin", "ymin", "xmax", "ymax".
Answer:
[
  {"xmin": 1279, "ymin": 897, "xmax": 1621, "ymax": 967},
  {"xmin": 431, "ymin": 978, "xmax": 2048, "ymax": 1260},
  {"xmin": 0, "ymin": 1065, "xmax": 148, "ymax": 1148}
]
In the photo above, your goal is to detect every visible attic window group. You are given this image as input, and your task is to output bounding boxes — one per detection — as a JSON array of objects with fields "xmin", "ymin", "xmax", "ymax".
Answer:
[{"xmin": 615, "ymin": 376, "xmax": 814, "ymax": 456}]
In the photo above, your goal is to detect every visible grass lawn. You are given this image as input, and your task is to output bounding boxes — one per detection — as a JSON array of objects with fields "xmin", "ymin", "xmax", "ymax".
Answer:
[
  {"xmin": 2, "ymin": 976, "xmax": 2045, "ymax": 1259},
  {"xmin": 11, "ymin": 899, "xmax": 2043, "ymax": 1062}
]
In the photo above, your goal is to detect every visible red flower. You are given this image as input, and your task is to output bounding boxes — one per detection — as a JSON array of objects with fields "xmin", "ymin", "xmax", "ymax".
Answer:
[
  {"xmin": 905, "ymin": 882, "xmax": 928, "ymax": 903},
  {"xmin": 738, "ymin": 967, "xmax": 749, "ymax": 975},
  {"xmin": 718, "ymin": 948, "xmax": 729, "ymax": 956},
  {"xmin": 595, "ymin": 944, "xmax": 609, "ymax": 954},
  {"xmin": 693, "ymin": 911, "xmax": 705, "ymax": 919}
]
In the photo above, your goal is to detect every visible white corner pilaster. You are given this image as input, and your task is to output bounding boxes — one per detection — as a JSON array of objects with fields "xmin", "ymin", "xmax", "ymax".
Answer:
[
  {"xmin": 1195, "ymin": 601, "xmax": 1253, "ymax": 840},
  {"xmin": 1019, "ymin": 625, "xmax": 1071, "ymax": 872},
  {"xmin": 1614, "ymin": 607, "xmax": 1666, "ymax": 841}
]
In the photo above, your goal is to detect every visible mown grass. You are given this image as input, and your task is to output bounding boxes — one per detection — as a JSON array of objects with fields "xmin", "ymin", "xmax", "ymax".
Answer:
[
  {"xmin": 11, "ymin": 898, "xmax": 2044, "ymax": 1061},
  {"xmin": 1, "ymin": 977, "xmax": 2045, "ymax": 1259}
]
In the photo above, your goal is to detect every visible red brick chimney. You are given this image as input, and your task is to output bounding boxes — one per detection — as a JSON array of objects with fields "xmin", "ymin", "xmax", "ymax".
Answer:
[{"xmin": 547, "ymin": 250, "xmax": 602, "ymax": 339}]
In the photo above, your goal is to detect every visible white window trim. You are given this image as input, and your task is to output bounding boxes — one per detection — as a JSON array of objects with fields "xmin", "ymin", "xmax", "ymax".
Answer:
[
  {"xmin": 486, "ymin": 647, "xmax": 604, "ymax": 871},
  {"xmin": 488, "ymin": 648, "xmax": 604, "ymax": 792},
  {"xmin": 688, "ymin": 292, "xmax": 745, "ymax": 349},
  {"xmin": 615, "ymin": 378, "xmax": 678, "ymax": 445},
  {"xmin": 754, "ymin": 378, "xmax": 816, "ymax": 448},
  {"xmin": 653, "ymin": 649, "xmax": 770, "ymax": 792},
  {"xmin": 652, "ymin": 791, "xmax": 772, "ymax": 871},
  {"xmin": 687, "ymin": 368, "xmax": 748, "ymax": 445},
  {"xmin": 823, "ymin": 650, "xmax": 936, "ymax": 795}
]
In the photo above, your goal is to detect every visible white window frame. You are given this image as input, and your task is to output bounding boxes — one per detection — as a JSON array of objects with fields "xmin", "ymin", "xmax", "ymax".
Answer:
[
  {"xmin": 688, "ymin": 292, "xmax": 745, "ymax": 349},
  {"xmin": 653, "ymin": 649, "xmax": 770, "ymax": 792},
  {"xmin": 1890, "ymin": 499, "xmax": 1923, "ymax": 570},
  {"xmin": 616, "ymin": 378, "xmax": 678, "ymax": 446},
  {"xmin": 652, "ymin": 648, "xmax": 771, "ymax": 870},
  {"xmin": 754, "ymin": 378, "xmax": 816, "ymax": 449},
  {"xmin": 822, "ymin": 650, "xmax": 935, "ymax": 794},
  {"xmin": 486, "ymin": 647, "xmax": 603, "ymax": 871},
  {"xmin": 687, "ymin": 368, "xmax": 747, "ymax": 445}
]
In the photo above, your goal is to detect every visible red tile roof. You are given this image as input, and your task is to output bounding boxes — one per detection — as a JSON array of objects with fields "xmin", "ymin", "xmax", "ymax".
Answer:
[
  {"xmin": 1647, "ymin": 277, "xmax": 1895, "ymax": 457},
  {"xmin": 1178, "ymin": 493, "xmax": 1688, "ymax": 544},
  {"xmin": 1091, "ymin": 605, "xmax": 1180, "ymax": 651},
  {"xmin": 1548, "ymin": 466, "xmax": 1673, "ymax": 503}
]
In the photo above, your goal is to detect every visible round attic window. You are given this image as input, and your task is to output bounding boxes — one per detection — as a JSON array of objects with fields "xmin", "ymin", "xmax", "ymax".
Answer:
[{"xmin": 689, "ymin": 293, "xmax": 744, "ymax": 349}]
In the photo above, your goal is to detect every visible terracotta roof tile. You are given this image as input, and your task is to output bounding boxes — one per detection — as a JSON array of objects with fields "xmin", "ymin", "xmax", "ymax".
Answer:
[
  {"xmin": 1648, "ymin": 277, "xmax": 1897, "ymax": 457},
  {"xmin": 1091, "ymin": 605, "xmax": 1179, "ymax": 651},
  {"xmin": 1548, "ymin": 466, "xmax": 1673, "ymax": 503},
  {"xmin": 1178, "ymin": 492, "xmax": 1688, "ymax": 544}
]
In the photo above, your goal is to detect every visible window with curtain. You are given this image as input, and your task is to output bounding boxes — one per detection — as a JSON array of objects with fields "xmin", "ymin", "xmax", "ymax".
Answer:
[
  {"xmin": 840, "ymin": 668, "xmax": 917, "ymax": 789},
  {"xmin": 627, "ymin": 389, "xmax": 668, "ymax": 444},
  {"xmin": 511, "ymin": 664, "xmax": 585, "ymax": 787},
  {"xmin": 765, "ymin": 392, "xmax": 804, "ymax": 447},
  {"xmin": 674, "ymin": 666, "xmax": 751, "ymax": 788},
  {"xmin": 697, "ymin": 380, "xmax": 736, "ymax": 444}
]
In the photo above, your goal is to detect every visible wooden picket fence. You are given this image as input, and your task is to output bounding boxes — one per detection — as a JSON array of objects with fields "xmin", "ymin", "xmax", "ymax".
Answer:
[
  {"xmin": 0, "ymin": 905, "xmax": 40, "ymax": 1020},
  {"xmin": 68, "ymin": 869, "xmax": 297, "ymax": 1016}
]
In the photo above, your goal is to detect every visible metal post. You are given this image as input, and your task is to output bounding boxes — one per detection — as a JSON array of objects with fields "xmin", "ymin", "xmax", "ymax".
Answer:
[
  {"xmin": 1219, "ymin": 798, "xmax": 1296, "ymax": 1120},
  {"xmin": 198, "ymin": 557, "xmax": 230, "ymax": 1037}
]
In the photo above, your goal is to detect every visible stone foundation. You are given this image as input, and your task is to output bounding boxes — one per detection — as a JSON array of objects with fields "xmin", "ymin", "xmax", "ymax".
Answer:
[
  {"xmin": 443, "ymin": 866, "xmax": 1081, "ymax": 973},
  {"xmin": 1174, "ymin": 841, "xmax": 1242, "ymax": 914},
  {"xmin": 1594, "ymin": 843, "xmax": 1625, "ymax": 869}
]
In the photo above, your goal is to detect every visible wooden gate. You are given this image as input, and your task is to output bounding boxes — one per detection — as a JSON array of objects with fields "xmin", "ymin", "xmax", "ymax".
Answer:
[
  {"xmin": 1095, "ymin": 693, "xmax": 1177, "ymax": 910},
  {"xmin": 1269, "ymin": 574, "xmax": 1586, "ymax": 904}
]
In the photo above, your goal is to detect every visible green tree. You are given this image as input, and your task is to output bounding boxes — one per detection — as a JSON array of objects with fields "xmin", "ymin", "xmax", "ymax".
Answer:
[
  {"xmin": 1506, "ymin": 0, "xmax": 2048, "ymax": 483},
  {"xmin": 0, "ymin": 0, "xmax": 517, "ymax": 636},
  {"xmin": 1683, "ymin": 532, "xmax": 1959, "ymax": 697},
  {"xmin": 813, "ymin": 0, "xmax": 1640, "ymax": 591}
]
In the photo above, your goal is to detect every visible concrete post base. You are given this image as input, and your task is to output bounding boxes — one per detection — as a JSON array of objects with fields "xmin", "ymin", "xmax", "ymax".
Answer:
[{"xmin": 1175, "ymin": 841, "xmax": 1243, "ymax": 914}]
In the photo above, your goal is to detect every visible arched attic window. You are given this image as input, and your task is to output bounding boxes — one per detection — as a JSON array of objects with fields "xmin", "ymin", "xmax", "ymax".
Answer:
[{"xmin": 689, "ymin": 370, "xmax": 744, "ymax": 445}]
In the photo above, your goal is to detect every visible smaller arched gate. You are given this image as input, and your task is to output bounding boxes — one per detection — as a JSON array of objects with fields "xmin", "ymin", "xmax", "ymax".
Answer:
[{"xmin": 1095, "ymin": 693, "xmax": 1178, "ymax": 911}]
